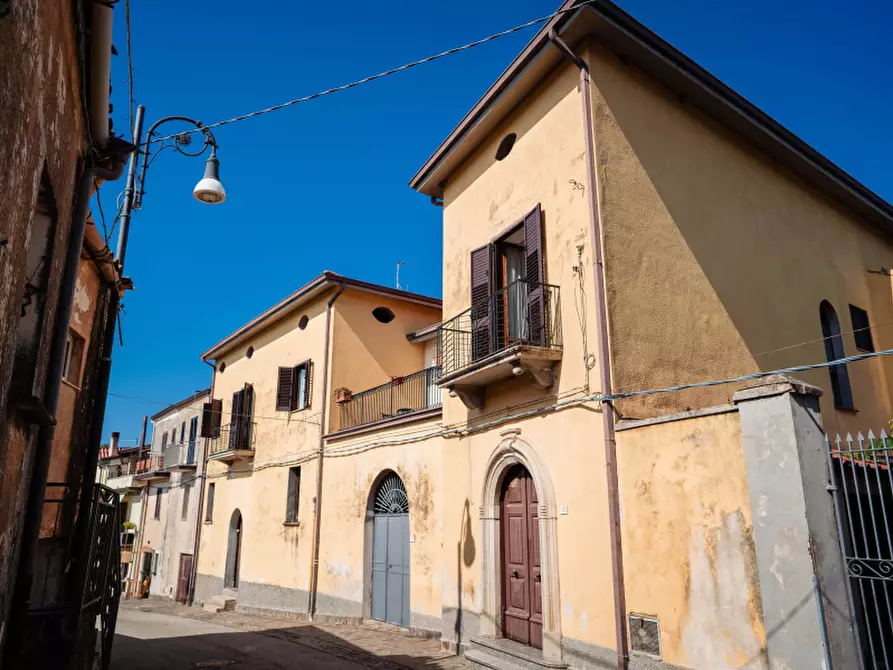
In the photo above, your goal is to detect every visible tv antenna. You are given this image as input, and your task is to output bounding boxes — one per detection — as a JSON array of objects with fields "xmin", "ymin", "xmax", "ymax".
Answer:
[{"xmin": 396, "ymin": 260, "xmax": 412, "ymax": 291}]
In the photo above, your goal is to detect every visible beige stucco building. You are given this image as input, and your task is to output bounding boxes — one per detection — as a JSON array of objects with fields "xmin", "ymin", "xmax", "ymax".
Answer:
[
  {"xmin": 402, "ymin": 1, "xmax": 893, "ymax": 669},
  {"xmin": 194, "ymin": 273, "xmax": 443, "ymax": 620},
  {"xmin": 188, "ymin": 3, "xmax": 893, "ymax": 669}
]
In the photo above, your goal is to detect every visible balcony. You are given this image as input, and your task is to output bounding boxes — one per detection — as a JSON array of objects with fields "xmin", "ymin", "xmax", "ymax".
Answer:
[
  {"xmin": 133, "ymin": 454, "xmax": 169, "ymax": 484},
  {"xmin": 338, "ymin": 366, "xmax": 443, "ymax": 431},
  {"xmin": 163, "ymin": 441, "xmax": 198, "ymax": 470},
  {"xmin": 105, "ymin": 450, "xmax": 149, "ymax": 491},
  {"xmin": 208, "ymin": 421, "xmax": 256, "ymax": 464},
  {"xmin": 439, "ymin": 279, "xmax": 562, "ymax": 409}
]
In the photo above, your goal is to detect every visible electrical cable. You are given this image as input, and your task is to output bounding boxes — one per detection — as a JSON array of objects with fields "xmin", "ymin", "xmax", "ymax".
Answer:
[{"xmin": 150, "ymin": 0, "xmax": 600, "ymax": 144}]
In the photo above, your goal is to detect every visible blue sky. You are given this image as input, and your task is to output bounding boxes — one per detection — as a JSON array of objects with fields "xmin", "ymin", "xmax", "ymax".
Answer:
[{"xmin": 102, "ymin": 0, "xmax": 893, "ymax": 445}]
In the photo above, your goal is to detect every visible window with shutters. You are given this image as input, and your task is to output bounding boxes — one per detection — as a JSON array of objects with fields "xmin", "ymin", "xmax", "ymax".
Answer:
[
  {"xmin": 205, "ymin": 483, "xmax": 215, "ymax": 522},
  {"xmin": 201, "ymin": 399, "xmax": 222, "ymax": 438},
  {"xmin": 161, "ymin": 433, "xmax": 168, "ymax": 450},
  {"xmin": 230, "ymin": 384, "xmax": 254, "ymax": 449},
  {"xmin": 276, "ymin": 361, "xmax": 311, "ymax": 412},
  {"xmin": 181, "ymin": 482, "xmax": 191, "ymax": 521},
  {"xmin": 285, "ymin": 466, "xmax": 301, "ymax": 524},
  {"xmin": 849, "ymin": 305, "xmax": 875, "ymax": 352},
  {"xmin": 180, "ymin": 421, "xmax": 187, "ymax": 444},
  {"xmin": 154, "ymin": 488, "xmax": 163, "ymax": 519}
]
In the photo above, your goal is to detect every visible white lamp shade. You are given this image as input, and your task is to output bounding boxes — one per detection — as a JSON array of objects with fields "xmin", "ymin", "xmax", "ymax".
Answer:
[{"xmin": 193, "ymin": 177, "xmax": 226, "ymax": 204}]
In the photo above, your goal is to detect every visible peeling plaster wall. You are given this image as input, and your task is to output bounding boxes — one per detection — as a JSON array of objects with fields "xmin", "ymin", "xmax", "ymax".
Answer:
[
  {"xmin": 0, "ymin": 0, "xmax": 88, "ymax": 648},
  {"xmin": 617, "ymin": 410, "xmax": 767, "ymax": 668},
  {"xmin": 318, "ymin": 417, "xmax": 444, "ymax": 623},
  {"xmin": 196, "ymin": 288, "xmax": 441, "ymax": 615},
  {"xmin": 586, "ymin": 41, "xmax": 893, "ymax": 430}
]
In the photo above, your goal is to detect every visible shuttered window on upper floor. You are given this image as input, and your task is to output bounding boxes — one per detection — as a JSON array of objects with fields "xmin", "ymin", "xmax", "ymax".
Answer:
[{"xmin": 276, "ymin": 361, "xmax": 312, "ymax": 412}]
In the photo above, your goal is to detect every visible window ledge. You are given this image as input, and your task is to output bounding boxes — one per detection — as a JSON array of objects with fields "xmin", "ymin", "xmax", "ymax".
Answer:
[
  {"xmin": 282, "ymin": 521, "xmax": 300, "ymax": 527},
  {"xmin": 835, "ymin": 406, "xmax": 860, "ymax": 414},
  {"xmin": 203, "ymin": 520, "xmax": 213, "ymax": 525}
]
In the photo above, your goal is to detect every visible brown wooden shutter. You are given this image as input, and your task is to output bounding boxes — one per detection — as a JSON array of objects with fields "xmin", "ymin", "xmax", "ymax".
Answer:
[
  {"xmin": 210, "ymin": 399, "xmax": 222, "ymax": 437},
  {"xmin": 470, "ymin": 244, "xmax": 494, "ymax": 360},
  {"xmin": 523, "ymin": 205, "xmax": 545, "ymax": 346},
  {"xmin": 230, "ymin": 389, "xmax": 244, "ymax": 449},
  {"xmin": 277, "ymin": 366, "xmax": 297, "ymax": 411}
]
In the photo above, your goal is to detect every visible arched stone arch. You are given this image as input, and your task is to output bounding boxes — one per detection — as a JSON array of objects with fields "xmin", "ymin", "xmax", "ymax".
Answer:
[{"xmin": 480, "ymin": 434, "xmax": 562, "ymax": 661}]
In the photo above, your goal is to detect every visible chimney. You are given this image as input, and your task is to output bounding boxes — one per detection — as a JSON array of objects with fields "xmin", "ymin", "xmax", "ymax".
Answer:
[
  {"xmin": 110, "ymin": 431, "xmax": 120, "ymax": 457},
  {"xmin": 138, "ymin": 415, "xmax": 148, "ymax": 452}
]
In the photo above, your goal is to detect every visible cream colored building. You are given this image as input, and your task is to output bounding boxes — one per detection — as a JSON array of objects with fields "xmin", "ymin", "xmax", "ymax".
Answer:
[
  {"xmin": 190, "ymin": 3, "xmax": 893, "ymax": 669},
  {"xmin": 402, "ymin": 1, "xmax": 893, "ymax": 669},
  {"xmin": 194, "ymin": 273, "xmax": 443, "ymax": 621}
]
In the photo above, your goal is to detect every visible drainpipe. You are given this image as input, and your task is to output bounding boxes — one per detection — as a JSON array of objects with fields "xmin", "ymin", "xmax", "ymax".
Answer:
[
  {"xmin": 308, "ymin": 282, "xmax": 345, "ymax": 619},
  {"xmin": 549, "ymin": 30, "xmax": 629, "ymax": 670},
  {"xmin": 187, "ymin": 361, "xmax": 217, "ymax": 606},
  {"xmin": 7, "ymin": 167, "xmax": 95, "ymax": 638}
]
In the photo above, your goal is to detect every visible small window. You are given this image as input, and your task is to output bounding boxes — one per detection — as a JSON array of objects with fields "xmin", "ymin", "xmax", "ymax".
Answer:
[
  {"xmin": 62, "ymin": 330, "xmax": 85, "ymax": 385},
  {"xmin": 495, "ymin": 133, "xmax": 517, "ymax": 161},
  {"xmin": 181, "ymin": 483, "xmax": 191, "ymax": 521},
  {"xmin": 246, "ymin": 346, "xmax": 254, "ymax": 359},
  {"xmin": 154, "ymin": 488, "xmax": 163, "ymax": 519},
  {"xmin": 218, "ymin": 361, "xmax": 226, "ymax": 373},
  {"xmin": 205, "ymin": 483, "xmax": 215, "ymax": 522},
  {"xmin": 161, "ymin": 433, "xmax": 168, "ymax": 449},
  {"xmin": 285, "ymin": 466, "xmax": 301, "ymax": 524},
  {"xmin": 849, "ymin": 305, "xmax": 874, "ymax": 352},
  {"xmin": 820, "ymin": 301, "xmax": 855, "ymax": 410},
  {"xmin": 170, "ymin": 429, "xmax": 177, "ymax": 446},
  {"xmin": 180, "ymin": 421, "xmax": 186, "ymax": 444},
  {"xmin": 372, "ymin": 306, "xmax": 395, "ymax": 324},
  {"xmin": 276, "ymin": 361, "xmax": 311, "ymax": 411},
  {"xmin": 298, "ymin": 315, "xmax": 309, "ymax": 330}
]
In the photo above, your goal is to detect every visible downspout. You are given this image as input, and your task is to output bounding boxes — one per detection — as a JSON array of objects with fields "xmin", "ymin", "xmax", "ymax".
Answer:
[
  {"xmin": 308, "ymin": 282, "xmax": 345, "ymax": 619},
  {"xmin": 187, "ymin": 360, "xmax": 217, "ymax": 606},
  {"xmin": 549, "ymin": 30, "xmax": 629, "ymax": 670}
]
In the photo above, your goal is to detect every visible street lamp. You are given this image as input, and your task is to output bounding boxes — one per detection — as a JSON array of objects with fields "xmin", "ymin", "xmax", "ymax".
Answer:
[{"xmin": 116, "ymin": 105, "xmax": 226, "ymax": 273}]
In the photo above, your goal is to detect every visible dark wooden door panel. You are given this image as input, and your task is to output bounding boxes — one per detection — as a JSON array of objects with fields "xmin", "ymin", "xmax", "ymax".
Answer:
[{"xmin": 501, "ymin": 465, "xmax": 542, "ymax": 648}]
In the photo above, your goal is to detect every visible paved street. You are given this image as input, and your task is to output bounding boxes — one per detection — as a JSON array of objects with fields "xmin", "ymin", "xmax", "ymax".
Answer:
[{"xmin": 111, "ymin": 600, "xmax": 466, "ymax": 670}]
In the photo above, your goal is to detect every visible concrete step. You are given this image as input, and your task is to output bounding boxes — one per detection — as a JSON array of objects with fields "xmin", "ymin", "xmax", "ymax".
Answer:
[
  {"xmin": 468, "ymin": 637, "xmax": 567, "ymax": 670},
  {"xmin": 203, "ymin": 594, "xmax": 237, "ymax": 613}
]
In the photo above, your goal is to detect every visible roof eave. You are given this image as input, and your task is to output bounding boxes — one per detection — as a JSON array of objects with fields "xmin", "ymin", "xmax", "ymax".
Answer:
[{"xmin": 410, "ymin": 0, "xmax": 893, "ymax": 237}]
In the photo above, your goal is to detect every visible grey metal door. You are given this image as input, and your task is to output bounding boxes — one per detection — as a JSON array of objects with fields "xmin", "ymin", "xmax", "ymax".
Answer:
[{"xmin": 371, "ymin": 473, "xmax": 410, "ymax": 627}]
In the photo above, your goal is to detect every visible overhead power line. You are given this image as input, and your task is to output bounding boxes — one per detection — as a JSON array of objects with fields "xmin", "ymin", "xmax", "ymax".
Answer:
[{"xmin": 151, "ymin": 0, "xmax": 599, "ymax": 143}]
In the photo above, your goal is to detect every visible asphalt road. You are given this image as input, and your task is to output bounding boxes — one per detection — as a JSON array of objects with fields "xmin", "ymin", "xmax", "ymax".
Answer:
[{"xmin": 111, "ymin": 606, "xmax": 382, "ymax": 670}]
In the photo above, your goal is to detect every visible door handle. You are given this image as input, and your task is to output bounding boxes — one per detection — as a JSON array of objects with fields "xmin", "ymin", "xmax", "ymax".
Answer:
[
  {"xmin": 512, "ymin": 569, "xmax": 519, "ymax": 578},
  {"xmin": 535, "ymin": 574, "xmax": 541, "ymax": 583}
]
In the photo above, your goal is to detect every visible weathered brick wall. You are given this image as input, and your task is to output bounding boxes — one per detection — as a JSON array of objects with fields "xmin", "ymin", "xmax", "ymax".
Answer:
[{"xmin": 0, "ymin": 0, "xmax": 87, "ymax": 649}]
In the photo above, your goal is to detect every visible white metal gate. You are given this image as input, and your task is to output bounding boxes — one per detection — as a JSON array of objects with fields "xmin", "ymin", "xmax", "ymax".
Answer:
[
  {"xmin": 371, "ymin": 473, "xmax": 410, "ymax": 627},
  {"xmin": 827, "ymin": 430, "xmax": 893, "ymax": 670}
]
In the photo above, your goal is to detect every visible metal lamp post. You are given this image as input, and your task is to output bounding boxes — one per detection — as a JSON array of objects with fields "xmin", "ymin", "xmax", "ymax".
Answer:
[{"xmin": 116, "ymin": 105, "xmax": 226, "ymax": 273}]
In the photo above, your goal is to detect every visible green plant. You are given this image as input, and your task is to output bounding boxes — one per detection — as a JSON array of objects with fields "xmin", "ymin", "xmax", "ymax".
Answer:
[{"xmin": 122, "ymin": 521, "xmax": 136, "ymax": 531}]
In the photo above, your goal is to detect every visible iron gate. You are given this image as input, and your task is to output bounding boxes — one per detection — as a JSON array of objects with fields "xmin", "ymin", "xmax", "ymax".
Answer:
[{"xmin": 827, "ymin": 430, "xmax": 893, "ymax": 670}]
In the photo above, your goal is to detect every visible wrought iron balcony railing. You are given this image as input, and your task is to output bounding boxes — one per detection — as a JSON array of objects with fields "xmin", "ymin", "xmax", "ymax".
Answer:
[
  {"xmin": 439, "ymin": 279, "xmax": 561, "ymax": 378},
  {"xmin": 209, "ymin": 421, "xmax": 256, "ymax": 458},
  {"xmin": 163, "ymin": 442, "xmax": 198, "ymax": 469},
  {"xmin": 339, "ymin": 366, "xmax": 443, "ymax": 431}
]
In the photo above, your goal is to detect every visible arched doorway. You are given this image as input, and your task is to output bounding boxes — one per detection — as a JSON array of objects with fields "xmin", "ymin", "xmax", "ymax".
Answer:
[
  {"xmin": 480, "ymin": 436, "xmax": 562, "ymax": 662},
  {"xmin": 225, "ymin": 509, "xmax": 242, "ymax": 589},
  {"xmin": 369, "ymin": 471, "xmax": 410, "ymax": 627},
  {"xmin": 501, "ymin": 464, "xmax": 543, "ymax": 649}
]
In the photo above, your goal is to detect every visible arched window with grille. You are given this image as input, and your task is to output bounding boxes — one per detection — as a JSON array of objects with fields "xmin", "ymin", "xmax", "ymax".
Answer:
[{"xmin": 820, "ymin": 300, "xmax": 854, "ymax": 410}]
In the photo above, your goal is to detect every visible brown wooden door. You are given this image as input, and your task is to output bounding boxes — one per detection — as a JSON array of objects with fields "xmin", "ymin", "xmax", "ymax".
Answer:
[
  {"xmin": 501, "ymin": 465, "xmax": 543, "ymax": 649},
  {"xmin": 176, "ymin": 554, "xmax": 193, "ymax": 603}
]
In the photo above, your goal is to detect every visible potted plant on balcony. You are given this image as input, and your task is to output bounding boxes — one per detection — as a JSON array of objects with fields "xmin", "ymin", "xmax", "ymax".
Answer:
[
  {"xmin": 334, "ymin": 387, "xmax": 352, "ymax": 403},
  {"xmin": 122, "ymin": 521, "xmax": 136, "ymax": 531}
]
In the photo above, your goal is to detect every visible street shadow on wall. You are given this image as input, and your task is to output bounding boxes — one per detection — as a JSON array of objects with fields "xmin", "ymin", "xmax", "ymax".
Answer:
[
  {"xmin": 593, "ymin": 53, "xmax": 893, "ymax": 417},
  {"xmin": 455, "ymin": 498, "xmax": 476, "ymax": 647}
]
